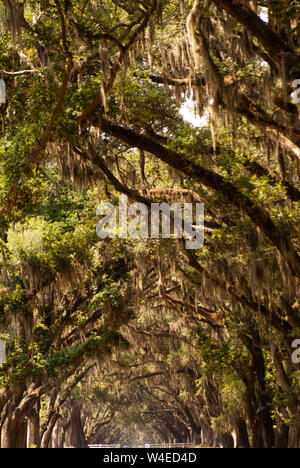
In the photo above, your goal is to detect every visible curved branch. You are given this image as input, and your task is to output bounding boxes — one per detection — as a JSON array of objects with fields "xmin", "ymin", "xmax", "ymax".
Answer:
[
  {"xmin": 212, "ymin": 0, "xmax": 299, "ymax": 75},
  {"xmin": 98, "ymin": 116, "xmax": 300, "ymax": 279}
]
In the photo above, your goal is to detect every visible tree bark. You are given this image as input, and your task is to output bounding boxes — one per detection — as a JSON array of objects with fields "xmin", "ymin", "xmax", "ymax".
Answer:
[
  {"xmin": 288, "ymin": 425, "xmax": 300, "ymax": 448},
  {"xmin": 244, "ymin": 335, "xmax": 275, "ymax": 448}
]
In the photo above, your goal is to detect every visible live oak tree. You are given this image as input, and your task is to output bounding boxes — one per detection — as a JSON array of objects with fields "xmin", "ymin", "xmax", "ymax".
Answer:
[
  {"xmin": 0, "ymin": 172, "xmax": 133, "ymax": 447},
  {"xmin": 0, "ymin": 0, "xmax": 300, "ymax": 448}
]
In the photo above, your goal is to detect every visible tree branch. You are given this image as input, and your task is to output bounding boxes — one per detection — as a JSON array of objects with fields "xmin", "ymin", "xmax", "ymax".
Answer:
[{"xmin": 97, "ymin": 116, "xmax": 300, "ymax": 279}]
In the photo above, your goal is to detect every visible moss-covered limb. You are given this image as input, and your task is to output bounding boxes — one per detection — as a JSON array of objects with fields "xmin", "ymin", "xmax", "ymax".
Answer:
[
  {"xmin": 186, "ymin": 2, "xmax": 300, "ymax": 161},
  {"xmin": 212, "ymin": 0, "xmax": 299, "ymax": 76},
  {"xmin": 98, "ymin": 117, "xmax": 300, "ymax": 279}
]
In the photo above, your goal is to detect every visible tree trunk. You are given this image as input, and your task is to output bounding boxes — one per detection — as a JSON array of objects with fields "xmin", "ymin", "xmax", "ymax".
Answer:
[
  {"xmin": 274, "ymin": 421, "xmax": 289, "ymax": 448},
  {"xmin": 220, "ymin": 431, "xmax": 234, "ymax": 448},
  {"xmin": 288, "ymin": 425, "xmax": 300, "ymax": 448},
  {"xmin": 1, "ymin": 407, "xmax": 27, "ymax": 448},
  {"xmin": 40, "ymin": 412, "xmax": 60, "ymax": 448},
  {"xmin": 51, "ymin": 423, "xmax": 60, "ymax": 448},
  {"xmin": 64, "ymin": 400, "xmax": 88, "ymax": 448},
  {"xmin": 99, "ymin": 117, "xmax": 300, "ymax": 280},
  {"xmin": 1, "ymin": 384, "xmax": 47, "ymax": 448}
]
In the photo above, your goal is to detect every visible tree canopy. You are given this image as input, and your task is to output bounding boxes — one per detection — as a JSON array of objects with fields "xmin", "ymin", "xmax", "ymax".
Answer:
[{"xmin": 0, "ymin": 0, "xmax": 300, "ymax": 448}]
